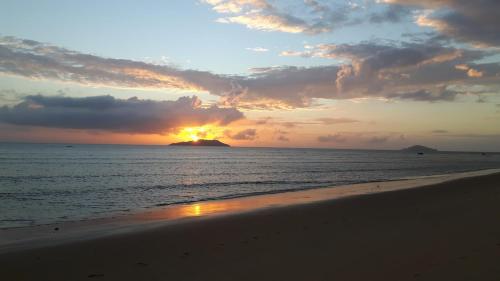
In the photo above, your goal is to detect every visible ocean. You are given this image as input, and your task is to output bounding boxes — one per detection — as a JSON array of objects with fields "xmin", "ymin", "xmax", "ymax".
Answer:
[{"xmin": 1, "ymin": 143, "xmax": 500, "ymax": 228}]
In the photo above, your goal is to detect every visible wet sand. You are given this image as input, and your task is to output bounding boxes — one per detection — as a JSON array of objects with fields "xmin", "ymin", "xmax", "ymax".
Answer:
[{"xmin": 1, "ymin": 172, "xmax": 500, "ymax": 280}]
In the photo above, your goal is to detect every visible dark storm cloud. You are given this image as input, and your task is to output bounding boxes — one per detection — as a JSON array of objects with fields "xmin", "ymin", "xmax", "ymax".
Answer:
[{"xmin": 0, "ymin": 95, "xmax": 244, "ymax": 134}]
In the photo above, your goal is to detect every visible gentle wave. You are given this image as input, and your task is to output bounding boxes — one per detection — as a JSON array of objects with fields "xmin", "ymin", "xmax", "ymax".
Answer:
[{"xmin": 1, "ymin": 143, "xmax": 500, "ymax": 228}]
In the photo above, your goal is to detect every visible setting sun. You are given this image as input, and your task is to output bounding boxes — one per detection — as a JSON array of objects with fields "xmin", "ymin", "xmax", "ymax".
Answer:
[{"xmin": 177, "ymin": 126, "xmax": 222, "ymax": 142}]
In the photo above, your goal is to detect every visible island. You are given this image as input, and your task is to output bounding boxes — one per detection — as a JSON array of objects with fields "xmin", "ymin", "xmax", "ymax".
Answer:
[
  {"xmin": 401, "ymin": 145, "xmax": 438, "ymax": 154},
  {"xmin": 169, "ymin": 139, "xmax": 230, "ymax": 147}
]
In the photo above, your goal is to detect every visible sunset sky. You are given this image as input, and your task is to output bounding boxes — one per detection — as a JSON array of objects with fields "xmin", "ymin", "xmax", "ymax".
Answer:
[{"xmin": 1, "ymin": 0, "xmax": 499, "ymax": 151}]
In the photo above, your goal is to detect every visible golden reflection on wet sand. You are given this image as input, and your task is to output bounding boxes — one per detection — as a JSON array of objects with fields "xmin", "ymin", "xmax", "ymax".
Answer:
[
  {"xmin": 134, "ymin": 168, "xmax": 500, "ymax": 224},
  {"xmin": 1, "ymin": 169, "xmax": 498, "ymax": 254}
]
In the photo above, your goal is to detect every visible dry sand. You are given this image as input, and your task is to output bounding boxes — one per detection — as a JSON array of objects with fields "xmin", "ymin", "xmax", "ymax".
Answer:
[{"xmin": 1, "ymin": 172, "xmax": 500, "ymax": 280}]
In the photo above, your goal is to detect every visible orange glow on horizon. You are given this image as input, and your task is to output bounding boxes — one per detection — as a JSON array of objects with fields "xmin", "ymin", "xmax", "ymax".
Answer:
[{"xmin": 177, "ymin": 125, "xmax": 223, "ymax": 142}]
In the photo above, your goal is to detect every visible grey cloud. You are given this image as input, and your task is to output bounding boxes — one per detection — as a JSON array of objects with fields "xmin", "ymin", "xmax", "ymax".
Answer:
[
  {"xmin": 0, "ymin": 36, "xmax": 235, "ymax": 95},
  {"xmin": 0, "ymin": 95, "xmax": 243, "ymax": 134},
  {"xmin": 388, "ymin": 88, "xmax": 459, "ymax": 102},
  {"xmin": 383, "ymin": 0, "xmax": 500, "ymax": 46},
  {"xmin": 0, "ymin": 89, "xmax": 23, "ymax": 104},
  {"xmin": 226, "ymin": 128, "xmax": 257, "ymax": 140},
  {"xmin": 2, "ymin": 36, "xmax": 500, "ymax": 109},
  {"xmin": 280, "ymin": 40, "xmax": 499, "ymax": 103},
  {"xmin": 369, "ymin": 5, "xmax": 412, "ymax": 24}
]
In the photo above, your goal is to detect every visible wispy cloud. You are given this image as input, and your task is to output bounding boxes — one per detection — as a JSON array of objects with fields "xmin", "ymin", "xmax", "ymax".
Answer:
[
  {"xmin": 246, "ymin": 47, "xmax": 269, "ymax": 52},
  {"xmin": 0, "ymin": 36, "xmax": 235, "ymax": 94},
  {"xmin": 203, "ymin": 0, "xmax": 351, "ymax": 34}
]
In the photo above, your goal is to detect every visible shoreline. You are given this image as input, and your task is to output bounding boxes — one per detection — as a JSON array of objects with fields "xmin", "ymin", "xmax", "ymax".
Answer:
[
  {"xmin": 2, "ymin": 169, "xmax": 500, "ymax": 280},
  {"xmin": 1, "ymin": 168, "xmax": 499, "ymax": 254}
]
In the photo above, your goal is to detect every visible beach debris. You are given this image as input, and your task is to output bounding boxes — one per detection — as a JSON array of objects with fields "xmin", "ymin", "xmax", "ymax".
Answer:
[
  {"xmin": 54, "ymin": 227, "xmax": 59, "ymax": 231},
  {"xmin": 136, "ymin": 262, "xmax": 148, "ymax": 267}
]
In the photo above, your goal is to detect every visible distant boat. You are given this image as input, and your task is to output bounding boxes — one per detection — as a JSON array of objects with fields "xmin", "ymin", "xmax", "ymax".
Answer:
[
  {"xmin": 169, "ymin": 139, "xmax": 230, "ymax": 147},
  {"xmin": 401, "ymin": 145, "xmax": 438, "ymax": 154}
]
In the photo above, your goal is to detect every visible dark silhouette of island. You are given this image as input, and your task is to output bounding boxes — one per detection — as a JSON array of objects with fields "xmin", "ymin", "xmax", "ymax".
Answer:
[
  {"xmin": 401, "ymin": 145, "xmax": 438, "ymax": 154},
  {"xmin": 169, "ymin": 139, "xmax": 230, "ymax": 147}
]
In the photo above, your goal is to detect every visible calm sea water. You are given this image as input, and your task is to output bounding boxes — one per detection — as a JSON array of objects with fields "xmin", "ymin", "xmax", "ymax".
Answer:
[{"xmin": 1, "ymin": 143, "xmax": 500, "ymax": 228}]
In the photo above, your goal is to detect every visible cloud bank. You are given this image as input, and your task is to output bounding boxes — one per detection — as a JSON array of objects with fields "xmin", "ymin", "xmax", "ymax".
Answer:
[
  {"xmin": 1, "ymin": 36, "xmax": 499, "ymax": 108},
  {"xmin": 279, "ymin": 40, "xmax": 500, "ymax": 103},
  {"xmin": 0, "ymin": 95, "xmax": 244, "ymax": 134}
]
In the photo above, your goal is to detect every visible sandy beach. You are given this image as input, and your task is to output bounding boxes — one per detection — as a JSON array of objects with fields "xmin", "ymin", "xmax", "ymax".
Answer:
[{"xmin": 1, "ymin": 172, "xmax": 500, "ymax": 281}]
